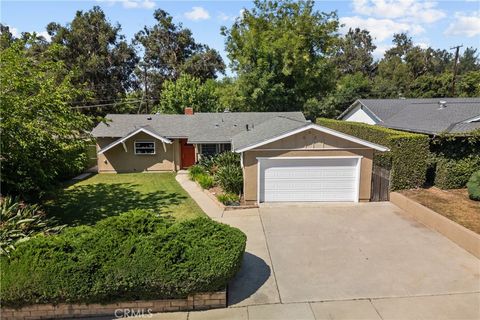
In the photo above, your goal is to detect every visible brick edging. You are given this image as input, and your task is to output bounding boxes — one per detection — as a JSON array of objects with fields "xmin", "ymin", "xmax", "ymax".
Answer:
[
  {"xmin": 1, "ymin": 291, "xmax": 226, "ymax": 320},
  {"xmin": 390, "ymin": 192, "xmax": 480, "ymax": 259}
]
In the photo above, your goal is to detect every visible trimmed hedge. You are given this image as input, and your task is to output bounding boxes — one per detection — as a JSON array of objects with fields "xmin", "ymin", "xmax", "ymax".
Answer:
[
  {"xmin": 0, "ymin": 210, "xmax": 246, "ymax": 307},
  {"xmin": 317, "ymin": 118, "xmax": 431, "ymax": 190},
  {"xmin": 435, "ymin": 156, "xmax": 480, "ymax": 189},
  {"xmin": 467, "ymin": 171, "xmax": 480, "ymax": 201}
]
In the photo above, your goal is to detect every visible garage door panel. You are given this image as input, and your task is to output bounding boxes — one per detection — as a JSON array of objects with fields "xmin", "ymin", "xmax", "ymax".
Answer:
[{"xmin": 260, "ymin": 158, "xmax": 360, "ymax": 202}]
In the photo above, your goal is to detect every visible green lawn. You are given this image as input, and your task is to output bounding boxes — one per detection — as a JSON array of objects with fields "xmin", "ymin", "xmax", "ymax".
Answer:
[{"xmin": 46, "ymin": 173, "xmax": 205, "ymax": 226}]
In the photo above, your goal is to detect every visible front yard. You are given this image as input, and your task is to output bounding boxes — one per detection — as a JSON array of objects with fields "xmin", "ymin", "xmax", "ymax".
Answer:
[
  {"xmin": 46, "ymin": 173, "xmax": 205, "ymax": 225},
  {"xmin": 400, "ymin": 187, "xmax": 480, "ymax": 234}
]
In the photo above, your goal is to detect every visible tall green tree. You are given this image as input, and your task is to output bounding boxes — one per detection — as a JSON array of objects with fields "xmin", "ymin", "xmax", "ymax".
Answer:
[
  {"xmin": 1, "ymin": 39, "xmax": 92, "ymax": 199},
  {"xmin": 46, "ymin": 6, "xmax": 138, "ymax": 115},
  {"xmin": 221, "ymin": 0, "xmax": 339, "ymax": 113},
  {"xmin": 155, "ymin": 74, "xmax": 220, "ymax": 114},
  {"xmin": 135, "ymin": 9, "xmax": 225, "ymax": 105},
  {"xmin": 334, "ymin": 28, "xmax": 376, "ymax": 77}
]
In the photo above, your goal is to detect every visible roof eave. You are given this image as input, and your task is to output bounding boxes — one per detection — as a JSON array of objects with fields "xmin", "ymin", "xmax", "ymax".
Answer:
[{"xmin": 234, "ymin": 123, "xmax": 390, "ymax": 153}]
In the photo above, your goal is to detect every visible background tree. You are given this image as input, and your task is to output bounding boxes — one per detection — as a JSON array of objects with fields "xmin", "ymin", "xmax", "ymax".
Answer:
[
  {"xmin": 221, "ymin": 0, "xmax": 339, "ymax": 114},
  {"xmin": 334, "ymin": 28, "xmax": 376, "ymax": 77},
  {"xmin": 1, "ymin": 39, "xmax": 92, "ymax": 199},
  {"xmin": 46, "ymin": 6, "xmax": 138, "ymax": 116},
  {"xmin": 135, "ymin": 9, "xmax": 225, "ymax": 107},
  {"xmin": 155, "ymin": 74, "xmax": 220, "ymax": 114}
]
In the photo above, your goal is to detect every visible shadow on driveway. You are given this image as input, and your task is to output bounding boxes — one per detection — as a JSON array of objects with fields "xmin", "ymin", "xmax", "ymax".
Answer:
[{"xmin": 228, "ymin": 252, "xmax": 271, "ymax": 305}]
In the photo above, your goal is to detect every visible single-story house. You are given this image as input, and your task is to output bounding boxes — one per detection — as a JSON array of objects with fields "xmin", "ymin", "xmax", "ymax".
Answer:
[
  {"xmin": 338, "ymin": 98, "xmax": 480, "ymax": 135},
  {"xmin": 92, "ymin": 108, "xmax": 389, "ymax": 204}
]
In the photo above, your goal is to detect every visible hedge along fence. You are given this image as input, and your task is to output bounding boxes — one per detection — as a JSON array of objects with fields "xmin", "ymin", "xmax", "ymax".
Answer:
[
  {"xmin": 317, "ymin": 118, "xmax": 431, "ymax": 190},
  {"xmin": 0, "ymin": 210, "xmax": 246, "ymax": 308}
]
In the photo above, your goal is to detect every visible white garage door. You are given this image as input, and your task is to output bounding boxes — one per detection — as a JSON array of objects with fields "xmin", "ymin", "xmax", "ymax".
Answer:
[{"xmin": 259, "ymin": 157, "xmax": 360, "ymax": 203}]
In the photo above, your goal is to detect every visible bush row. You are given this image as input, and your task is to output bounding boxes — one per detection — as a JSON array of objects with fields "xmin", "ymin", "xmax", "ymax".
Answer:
[
  {"xmin": 317, "ymin": 118, "xmax": 431, "ymax": 190},
  {"xmin": 0, "ymin": 210, "xmax": 246, "ymax": 307},
  {"xmin": 434, "ymin": 156, "xmax": 480, "ymax": 189}
]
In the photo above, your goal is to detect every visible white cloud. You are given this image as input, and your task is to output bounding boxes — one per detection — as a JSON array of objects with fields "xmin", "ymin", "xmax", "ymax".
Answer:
[
  {"xmin": 340, "ymin": 16, "xmax": 424, "ymax": 41},
  {"xmin": 445, "ymin": 11, "xmax": 480, "ymax": 37},
  {"xmin": 184, "ymin": 7, "xmax": 210, "ymax": 21},
  {"xmin": 5, "ymin": 25, "xmax": 19, "ymax": 37},
  {"xmin": 37, "ymin": 31, "xmax": 52, "ymax": 42},
  {"xmin": 218, "ymin": 12, "xmax": 230, "ymax": 21},
  {"xmin": 372, "ymin": 43, "xmax": 393, "ymax": 59},
  {"xmin": 352, "ymin": 0, "xmax": 446, "ymax": 23},
  {"xmin": 96, "ymin": 0, "xmax": 155, "ymax": 10},
  {"xmin": 3, "ymin": 25, "xmax": 51, "ymax": 41}
]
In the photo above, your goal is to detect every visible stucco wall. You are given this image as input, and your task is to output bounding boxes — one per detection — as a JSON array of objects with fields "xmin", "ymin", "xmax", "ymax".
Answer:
[
  {"xmin": 242, "ymin": 130, "xmax": 374, "ymax": 203},
  {"xmin": 97, "ymin": 133, "xmax": 181, "ymax": 173}
]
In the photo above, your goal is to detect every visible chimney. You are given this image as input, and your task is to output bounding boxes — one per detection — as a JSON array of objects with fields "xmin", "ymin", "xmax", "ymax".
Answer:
[{"xmin": 184, "ymin": 107, "xmax": 194, "ymax": 115}]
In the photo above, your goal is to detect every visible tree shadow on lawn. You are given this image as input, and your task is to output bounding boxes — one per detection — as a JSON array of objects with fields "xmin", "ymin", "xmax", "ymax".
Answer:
[{"xmin": 47, "ymin": 182, "xmax": 186, "ymax": 226}]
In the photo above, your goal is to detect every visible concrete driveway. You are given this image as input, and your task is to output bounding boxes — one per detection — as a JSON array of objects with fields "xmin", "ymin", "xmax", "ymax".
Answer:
[
  {"xmin": 175, "ymin": 174, "xmax": 480, "ymax": 319},
  {"xmin": 222, "ymin": 202, "xmax": 480, "ymax": 319}
]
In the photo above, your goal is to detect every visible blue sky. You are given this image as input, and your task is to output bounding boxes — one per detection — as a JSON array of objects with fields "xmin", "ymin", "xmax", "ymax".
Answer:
[{"xmin": 2, "ymin": 0, "xmax": 479, "ymax": 74}]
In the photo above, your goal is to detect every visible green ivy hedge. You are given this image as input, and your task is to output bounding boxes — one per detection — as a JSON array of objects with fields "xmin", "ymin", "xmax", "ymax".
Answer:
[
  {"xmin": 0, "ymin": 210, "xmax": 246, "ymax": 307},
  {"xmin": 317, "ymin": 118, "xmax": 431, "ymax": 190},
  {"xmin": 434, "ymin": 156, "xmax": 480, "ymax": 189}
]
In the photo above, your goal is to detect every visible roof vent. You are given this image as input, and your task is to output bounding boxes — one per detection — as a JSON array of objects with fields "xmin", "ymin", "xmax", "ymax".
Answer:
[
  {"xmin": 438, "ymin": 100, "xmax": 447, "ymax": 109},
  {"xmin": 147, "ymin": 116, "xmax": 152, "ymax": 120}
]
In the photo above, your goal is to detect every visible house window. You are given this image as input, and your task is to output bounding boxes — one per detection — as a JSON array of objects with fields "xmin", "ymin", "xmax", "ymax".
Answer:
[
  {"xmin": 135, "ymin": 141, "xmax": 155, "ymax": 155},
  {"xmin": 200, "ymin": 144, "xmax": 217, "ymax": 157}
]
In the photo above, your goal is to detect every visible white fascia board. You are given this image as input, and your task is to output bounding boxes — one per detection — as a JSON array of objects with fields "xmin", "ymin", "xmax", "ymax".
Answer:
[
  {"xmin": 235, "ymin": 124, "xmax": 390, "ymax": 153},
  {"xmin": 462, "ymin": 114, "xmax": 480, "ymax": 123},
  {"xmin": 97, "ymin": 127, "xmax": 172, "ymax": 155},
  {"xmin": 338, "ymin": 100, "xmax": 382, "ymax": 124}
]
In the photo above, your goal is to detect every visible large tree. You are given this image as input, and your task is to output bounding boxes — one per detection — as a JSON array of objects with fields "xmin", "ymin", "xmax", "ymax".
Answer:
[
  {"xmin": 221, "ymin": 0, "xmax": 339, "ymax": 113},
  {"xmin": 155, "ymin": 74, "xmax": 220, "ymax": 114},
  {"xmin": 334, "ymin": 28, "xmax": 376, "ymax": 77},
  {"xmin": 135, "ymin": 9, "xmax": 225, "ymax": 105},
  {"xmin": 46, "ymin": 6, "xmax": 138, "ymax": 115},
  {"xmin": 0, "ymin": 39, "xmax": 91, "ymax": 199}
]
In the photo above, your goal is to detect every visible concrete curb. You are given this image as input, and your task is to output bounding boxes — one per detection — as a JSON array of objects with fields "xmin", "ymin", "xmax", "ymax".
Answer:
[{"xmin": 390, "ymin": 192, "xmax": 480, "ymax": 259}]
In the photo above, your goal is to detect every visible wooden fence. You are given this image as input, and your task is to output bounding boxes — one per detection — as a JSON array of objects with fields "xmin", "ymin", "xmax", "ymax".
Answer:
[{"xmin": 370, "ymin": 165, "xmax": 390, "ymax": 201}]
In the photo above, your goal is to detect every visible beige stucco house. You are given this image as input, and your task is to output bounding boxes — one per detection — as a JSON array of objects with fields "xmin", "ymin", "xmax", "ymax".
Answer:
[{"xmin": 92, "ymin": 109, "xmax": 388, "ymax": 204}]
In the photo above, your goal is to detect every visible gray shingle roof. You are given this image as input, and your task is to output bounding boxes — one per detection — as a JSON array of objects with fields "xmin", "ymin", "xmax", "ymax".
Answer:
[
  {"xmin": 91, "ymin": 112, "xmax": 307, "ymax": 143},
  {"xmin": 232, "ymin": 116, "xmax": 309, "ymax": 151},
  {"xmin": 341, "ymin": 98, "xmax": 480, "ymax": 134}
]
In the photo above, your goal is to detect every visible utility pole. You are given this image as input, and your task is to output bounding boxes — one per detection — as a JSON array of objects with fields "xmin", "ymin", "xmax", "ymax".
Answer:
[
  {"xmin": 450, "ymin": 45, "xmax": 463, "ymax": 97},
  {"xmin": 143, "ymin": 65, "xmax": 149, "ymax": 114}
]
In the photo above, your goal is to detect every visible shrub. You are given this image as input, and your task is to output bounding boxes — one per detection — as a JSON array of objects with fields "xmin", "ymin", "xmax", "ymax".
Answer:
[
  {"xmin": 197, "ymin": 156, "xmax": 216, "ymax": 174},
  {"xmin": 213, "ymin": 152, "xmax": 240, "ymax": 168},
  {"xmin": 215, "ymin": 165, "xmax": 243, "ymax": 195},
  {"xmin": 196, "ymin": 174, "xmax": 215, "ymax": 189},
  {"xmin": 217, "ymin": 193, "xmax": 240, "ymax": 206},
  {"xmin": 317, "ymin": 118, "xmax": 431, "ymax": 190},
  {"xmin": 0, "ymin": 197, "xmax": 64, "ymax": 257},
  {"xmin": 467, "ymin": 171, "xmax": 480, "ymax": 201},
  {"xmin": 435, "ymin": 156, "xmax": 480, "ymax": 189},
  {"xmin": 0, "ymin": 210, "xmax": 246, "ymax": 307},
  {"xmin": 188, "ymin": 165, "xmax": 206, "ymax": 180}
]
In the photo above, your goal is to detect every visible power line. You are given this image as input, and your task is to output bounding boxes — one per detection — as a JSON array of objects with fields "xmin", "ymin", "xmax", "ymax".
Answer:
[{"xmin": 71, "ymin": 99, "xmax": 156, "ymax": 109}]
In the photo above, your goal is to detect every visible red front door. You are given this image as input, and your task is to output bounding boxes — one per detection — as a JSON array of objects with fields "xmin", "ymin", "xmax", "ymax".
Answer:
[{"xmin": 180, "ymin": 139, "xmax": 196, "ymax": 169}]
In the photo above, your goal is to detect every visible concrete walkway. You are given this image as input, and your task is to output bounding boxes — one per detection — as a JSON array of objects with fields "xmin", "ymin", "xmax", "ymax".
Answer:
[{"xmin": 166, "ymin": 172, "xmax": 480, "ymax": 319}]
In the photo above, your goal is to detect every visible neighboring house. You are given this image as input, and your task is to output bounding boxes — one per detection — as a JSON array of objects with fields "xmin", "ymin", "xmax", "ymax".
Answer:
[
  {"xmin": 339, "ymin": 98, "xmax": 480, "ymax": 135},
  {"xmin": 92, "ymin": 108, "xmax": 389, "ymax": 203}
]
